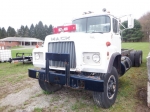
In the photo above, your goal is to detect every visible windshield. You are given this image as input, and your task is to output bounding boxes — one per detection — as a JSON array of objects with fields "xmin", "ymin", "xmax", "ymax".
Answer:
[{"xmin": 72, "ymin": 15, "xmax": 111, "ymax": 33}]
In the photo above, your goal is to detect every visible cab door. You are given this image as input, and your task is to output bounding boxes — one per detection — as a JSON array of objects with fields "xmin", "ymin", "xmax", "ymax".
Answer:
[{"xmin": 111, "ymin": 18, "xmax": 121, "ymax": 53}]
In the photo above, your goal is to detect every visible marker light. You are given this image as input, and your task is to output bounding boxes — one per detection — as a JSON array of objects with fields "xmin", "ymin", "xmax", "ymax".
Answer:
[{"xmin": 106, "ymin": 41, "xmax": 111, "ymax": 47}]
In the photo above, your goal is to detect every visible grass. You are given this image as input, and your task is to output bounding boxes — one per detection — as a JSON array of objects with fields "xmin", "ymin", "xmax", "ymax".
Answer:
[
  {"xmin": 10, "ymin": 46, "xmax": 23, "ymax": 50},
  {"xmin": 0, "ymin": 48, "xmax": 33, "ymax": 86},
  {"xmin": 0, "ymin": 63, "xmax": 33, "ymax": 86},
  {"xmin": 0, "ymin": 42, "xmax": 149, "ymax": 112},
  {"xmin": 122, "ymin": 42, "xmax": 149, "ymax": 62},
  {"xmin": 11, "ymin": 49, "xmax": 33, "ymax": 58},
  {"xmin": 34, "ymin": 107, "xmax": 43, "ymax": 112},
  {"xmin": 111, "ymin": 42, "xmax": 149, "ymax": 111}
]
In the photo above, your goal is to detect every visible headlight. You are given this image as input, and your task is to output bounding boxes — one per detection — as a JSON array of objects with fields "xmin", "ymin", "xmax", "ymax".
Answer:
[
  {"xmin": 92, "ymin": 54, "xmax": 100, "ymax": 63},
  {"xmin": 83, "ymin": 52, "xmax": 100, "ymax": 65},
  {"xmin": 35, "ymin": 53, "xmax": 40, "ymax": 60}
]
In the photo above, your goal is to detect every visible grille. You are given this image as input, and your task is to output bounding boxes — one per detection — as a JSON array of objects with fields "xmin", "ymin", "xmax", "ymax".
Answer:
[{"xmin": 48, "ymin": 42, "xmax": 76, "ymax": 68}]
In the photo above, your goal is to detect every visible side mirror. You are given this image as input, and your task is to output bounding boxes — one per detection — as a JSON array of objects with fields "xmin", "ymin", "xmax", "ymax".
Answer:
[{"xmin": 128, "ymin": 14, "xmax": 134, "ymax": 28}]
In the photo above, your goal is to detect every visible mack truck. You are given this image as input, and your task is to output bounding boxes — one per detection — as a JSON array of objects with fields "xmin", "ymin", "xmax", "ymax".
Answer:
[{"xmin": 28, "ymin": 9, "xmax": 143, "ymax": 108}]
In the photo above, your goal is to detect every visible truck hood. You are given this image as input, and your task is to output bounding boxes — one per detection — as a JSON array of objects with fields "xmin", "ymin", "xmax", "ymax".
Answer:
[{"xmin": 44, "ymin": 32, "xmax": 112, "ymax": 52}]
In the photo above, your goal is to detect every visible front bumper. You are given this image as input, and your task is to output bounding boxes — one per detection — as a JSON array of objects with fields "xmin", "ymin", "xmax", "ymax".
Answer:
[
  {"xmin": 29, "ymin": 69, "xmax": 104, "ymax": 92},
  {"xmin": 28, "ymin": 53, "xmax": 104, "ymax": 92}
]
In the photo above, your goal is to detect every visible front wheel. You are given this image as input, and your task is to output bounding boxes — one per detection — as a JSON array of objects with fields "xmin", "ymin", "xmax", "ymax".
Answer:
[
  {"xmin": 44, "ymin": 82, "xmax": 62, "ymax": 93},
  {"xmin": 38, "ymin": 72, "xmax": 62, "ymax": 93},
  {"xmin": 93, "ymin": 67, "xmax": 118, "ymax": 109}
]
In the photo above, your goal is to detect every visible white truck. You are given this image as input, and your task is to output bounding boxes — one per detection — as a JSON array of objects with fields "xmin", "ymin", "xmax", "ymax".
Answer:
[{"xmin": 28, "ymin": 9, "xmax": 142, "ymax": 108}]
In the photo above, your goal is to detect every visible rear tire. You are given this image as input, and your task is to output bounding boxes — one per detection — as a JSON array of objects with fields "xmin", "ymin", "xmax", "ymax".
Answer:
[
  {"xmin": 129, "ymin": 50, "xmax": 136, "ymax": 67},
  {"xmin": 135, "ymin": 51, "xmax": 142, "ymax": 67},
  {"xmin": 93, "ymin": 67, "xmax": 118, "ymax": 109}
]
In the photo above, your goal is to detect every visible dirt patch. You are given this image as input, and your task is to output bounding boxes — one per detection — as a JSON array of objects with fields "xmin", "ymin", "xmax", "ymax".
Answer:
[
  {"xmin": 135, "ymin": 104, "xmax": 150, "ymax": 112},
  {"xmin": 0, "ymin": 78, "xmax": 36, "ymax": 99},
  {"xmin": 0, "ymin": 83, "xmax": 40, "ymax": 106},
  {"xmin": 135, "ymin": 88, "xmax": 150, "ymax": 112},
  {"xmin": 0, "ymin": 78, "xmax": 93, "ymax": 112}
]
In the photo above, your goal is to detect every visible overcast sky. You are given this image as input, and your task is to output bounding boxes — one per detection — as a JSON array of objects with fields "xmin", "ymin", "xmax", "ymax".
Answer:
[{"xmin": 0, "ymin": 0, "xmax": 150, "ymax": 30}]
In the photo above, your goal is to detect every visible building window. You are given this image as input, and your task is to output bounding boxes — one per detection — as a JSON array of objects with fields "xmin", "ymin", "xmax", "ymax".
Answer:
[{"xmin": 9, "ymin": 41, "xmax": 12, "ymax": 43}]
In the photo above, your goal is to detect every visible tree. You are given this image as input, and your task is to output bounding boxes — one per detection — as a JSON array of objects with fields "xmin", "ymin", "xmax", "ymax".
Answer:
[
  {"xmin": 139, "ymin": 12, "xmax": 150, "ymax": 41},
  {"xmin": 120, "ymin": 19, "xmax": 144, "ymax": 42},
  {"xmin": 11, "ymin": 28, "xmax": 16, "ymax": 37},
  {"xmin": 1, "ymin": 27, "xmax": 7, "ymax": 38},
  {"xmin": 24, "ymin": 25, "xmax": 30, "ymax": 37},
  {"xmin": 44, "ymin": 25, "xmax": 49, "ymax": 37},
  {"xmin": 16, "ymin": 21, "xmax": 53, "ymax": 39},
  {"xmin": 7, "ymin": 26, "xmax": 16, "ymax": 37},
  {"xmin": 34, "ymin": 24, "xmax": 38, "ymax": 38},
  {"xmin": 29, "ymin": 24, "xmax": 35, "ymax": 37},
  {"xmin": 48, "ymin": 25, "xmax": 53, "ymax": 35},
  {"xmin": 36, "ymin": 21, "xmax": 45, "ymax": 40},
  {"xmin": 18, "ymin": 25, "xmax": 25, "ymax": 37}
]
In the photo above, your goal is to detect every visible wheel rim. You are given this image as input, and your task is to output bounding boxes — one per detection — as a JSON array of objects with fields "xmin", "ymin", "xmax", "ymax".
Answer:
[{"xmin": 107, "ymin": 75, "xmax": 116, "ymax": 99}]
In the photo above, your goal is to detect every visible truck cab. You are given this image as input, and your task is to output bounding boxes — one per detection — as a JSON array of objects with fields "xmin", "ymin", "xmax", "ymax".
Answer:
[{"xmin": 28, "ymin": 9, "xmax": 141, "ymax": 109}]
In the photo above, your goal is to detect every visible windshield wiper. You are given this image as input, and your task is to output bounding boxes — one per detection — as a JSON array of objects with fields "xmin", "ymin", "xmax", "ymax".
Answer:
[{"xmin": 91, "ymin": 31, "xmax": 103, "ymax": 34}]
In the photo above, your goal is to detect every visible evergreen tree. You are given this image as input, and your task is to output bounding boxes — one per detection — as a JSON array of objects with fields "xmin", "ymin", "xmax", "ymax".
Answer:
[
  {"xmin": 44, "ymin": 25, "xmax": 49, "ymax": 37},
  {"xmin": 24, "ymin": 25, "xmax": 30, "ymax": 37},
  {"xmin": 7, "ymin": 26, "xmax": 11, "ymax": 37},
  {"xmin": 120, "ymin": 19, "xmax": 144, "ymax": 42},
  {"xmin": 7, "ymin": 26, "xmax": 16, "ymax": 37},
  {"xmin": 18, "ymin": 25, "xmax": 25, "ymax": 37},
  {"xmin": 11, "ymin": 27, "xmax": 16, "ymax": 37},
  {"xmin": 17, "ymin": 29, "xmax": 21, "ymax": 37},
  {"xmin": 29, "ymin": 24, "xmax": 35, "ymax": 37},
  {"xmin": 37, "ymin": 21, "xmax": 45, "ymax": 40},
  {"xmin": 34, "ymin": 24, "xmax": 38, "ymax": 38},
  {"xmin": 1, "ymin": 27, "xmax": 7, "ymax": 38},
  {"xmin": 48, "ymin": 25, "xmax": 53, "ymax": 35},
  {"xmin": 16, "ymin": 22, "xmax": 53, "ymax": 39}
]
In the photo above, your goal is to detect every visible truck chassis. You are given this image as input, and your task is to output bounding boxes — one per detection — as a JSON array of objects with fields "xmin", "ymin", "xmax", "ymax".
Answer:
[{"xmin": 28, "ymin": 49, "xmax": 142, "ymax": 108}]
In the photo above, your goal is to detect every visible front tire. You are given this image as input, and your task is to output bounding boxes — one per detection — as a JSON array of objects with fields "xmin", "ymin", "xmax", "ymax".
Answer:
[
  {"xmin": 44, "ymin": 82, "xmax": 62, "ymax": 93},
  {"xmin": 38, "ymin": 73, "xmax": 47, "ymax": 91},
  {"xmin": 38, "ymin": 72, "xmax": 62, "ymax": 92},
  {"xmin": 93, "ymin": 67, "xmax": 118, "ymax": 109}
]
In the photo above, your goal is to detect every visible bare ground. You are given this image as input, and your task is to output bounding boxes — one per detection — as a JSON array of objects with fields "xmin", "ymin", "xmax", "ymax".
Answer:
[
  {"xmin": 0, "ymin": 77, "xmax": 150, "ymax": 112},
  {"xmin": 0, "ymin": 78, "xmax": 93, "ymax": 112},
  {"xmin": 135, "ymin": 88, "xmax": 150, "ymax": 112}
]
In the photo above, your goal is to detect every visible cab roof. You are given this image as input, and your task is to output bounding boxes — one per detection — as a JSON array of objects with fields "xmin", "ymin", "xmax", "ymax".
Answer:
[{"xmin": 72, "ymin": 11, "xmax": 117, "ymax": 21}]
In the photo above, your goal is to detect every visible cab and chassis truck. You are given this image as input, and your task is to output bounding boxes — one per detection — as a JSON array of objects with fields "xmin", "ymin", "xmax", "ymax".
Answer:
[{"xmin": 28, "ymin": 10, "xmax": 142, "ymax": 108}]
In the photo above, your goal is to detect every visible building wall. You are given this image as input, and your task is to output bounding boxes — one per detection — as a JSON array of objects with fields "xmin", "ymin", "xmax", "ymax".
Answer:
[
  {"xmin": 0, "ymin": 41, "xmax": 20, "ymax": 49},
  {"xmin": 0, "ymin": 41, "xmax": 43, "ymax": 49}
]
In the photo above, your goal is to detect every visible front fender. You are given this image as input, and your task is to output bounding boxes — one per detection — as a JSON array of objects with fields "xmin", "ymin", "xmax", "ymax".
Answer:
[{"xmin": 107, "ymin": 52, "xmax": 121, "ymax": 73}]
